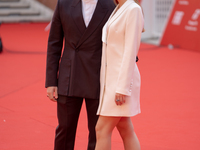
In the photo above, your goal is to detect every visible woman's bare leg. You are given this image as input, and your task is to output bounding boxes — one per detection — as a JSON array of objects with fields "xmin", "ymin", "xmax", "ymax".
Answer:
[
  {"xmin": 116, "ymin": 117, "xmax": 140, "ymax": 150},
  {"xmin": 95, "ymin": 116, "xmax": 121, "ymax": 150}
]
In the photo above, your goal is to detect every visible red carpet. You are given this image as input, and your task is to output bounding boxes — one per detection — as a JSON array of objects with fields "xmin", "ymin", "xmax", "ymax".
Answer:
[{"xmin": 0, "ymin": 23, "xmax": 200, "ymax": 150}]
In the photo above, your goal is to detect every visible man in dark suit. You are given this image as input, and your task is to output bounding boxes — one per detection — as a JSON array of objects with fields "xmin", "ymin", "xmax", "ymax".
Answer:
[{"xmin": 45, "ymin": 0, "xmax": 115, "ymax": 149}]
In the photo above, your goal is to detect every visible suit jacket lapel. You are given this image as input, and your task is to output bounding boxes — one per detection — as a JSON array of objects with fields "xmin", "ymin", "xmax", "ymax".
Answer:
[
  {"xmin": 76, "ymin": 0, "xmax": 108, "ymax": 48},
  {"xmin": 71, "ymin": 0, "xmax": 86, "ymax": 35}
]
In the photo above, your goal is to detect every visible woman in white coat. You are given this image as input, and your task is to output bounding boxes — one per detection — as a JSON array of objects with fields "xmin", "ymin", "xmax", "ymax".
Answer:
[{"xmin": 95, "ymin": 0, "xmax": 144, "ymax": 149}]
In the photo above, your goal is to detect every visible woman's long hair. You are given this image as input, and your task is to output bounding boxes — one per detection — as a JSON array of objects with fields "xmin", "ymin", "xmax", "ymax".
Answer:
[
  {"xmin": 114, "ymin": 0, "xmax": 140, "ymax": 5},
  {"xmin": 133, "ymin": 0, "xmax": 140, "ymax": 5}
]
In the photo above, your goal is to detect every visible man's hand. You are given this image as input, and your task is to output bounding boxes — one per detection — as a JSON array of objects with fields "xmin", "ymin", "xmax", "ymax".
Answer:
[
  {"xmin": 115, "ymin": 93, "xmax": 126, "ymax": 106},
  {"xmin": 47, "ymin": 86, "xmax": 58, "ymax": 102}
]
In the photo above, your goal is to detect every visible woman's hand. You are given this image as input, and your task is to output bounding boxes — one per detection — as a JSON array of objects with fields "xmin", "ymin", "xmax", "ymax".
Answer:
[{"xmin": 115, "ymin": 93, "xmax": 126, "ymax": 106}]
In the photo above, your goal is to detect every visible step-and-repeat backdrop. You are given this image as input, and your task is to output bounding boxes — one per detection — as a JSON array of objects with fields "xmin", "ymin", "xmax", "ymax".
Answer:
[{"xmin": 160, "ymin": 0, "xmax": 200, "ymax": 51}]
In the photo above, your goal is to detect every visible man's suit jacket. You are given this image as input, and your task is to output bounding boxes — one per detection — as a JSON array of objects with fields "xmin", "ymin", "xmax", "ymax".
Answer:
[
  {"xmin": 45, "ymin": 0, "xmax": 115, "ymax": 99},
  {"xmin": 97, "ymin": 0, "xmax": 144, "ymax": 116}
]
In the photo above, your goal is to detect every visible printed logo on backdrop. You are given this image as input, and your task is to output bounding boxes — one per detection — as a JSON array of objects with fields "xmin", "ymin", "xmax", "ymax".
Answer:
[
  {"xmin": 178, "ymin": 0, "xmax": 189, "ymax": 5},
  {"xmin": 172, "ymin": 11, "xmax": 185, "ymax": 25},
  {"xmin": 185, "ymin": 9, "xmax": 200, "ymax": 31}
]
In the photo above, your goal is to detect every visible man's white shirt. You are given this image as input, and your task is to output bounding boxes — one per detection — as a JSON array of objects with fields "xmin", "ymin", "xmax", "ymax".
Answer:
[{"xmin": 82, "ymin": 0, "xmax": 98, "ymax": 27}]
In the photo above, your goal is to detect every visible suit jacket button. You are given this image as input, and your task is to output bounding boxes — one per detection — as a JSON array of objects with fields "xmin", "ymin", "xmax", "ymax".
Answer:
[{"xmin": 75, "ymin": 49, "xmax": 79, "ymax": 52}]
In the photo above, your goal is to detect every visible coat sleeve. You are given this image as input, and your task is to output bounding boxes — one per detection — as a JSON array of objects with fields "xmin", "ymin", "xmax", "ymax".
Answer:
[
  {"xmin": 115, "ymin": 6, "xmax": 144, "ymax": 96},
  {"xmin": 45, "ymin": 0, "xmax": 64, "ymax": 88}
]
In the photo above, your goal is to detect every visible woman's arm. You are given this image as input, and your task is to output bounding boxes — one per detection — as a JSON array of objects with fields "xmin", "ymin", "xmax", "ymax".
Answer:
[
  {"xmin": 45, "ymin": 0, "xmax": 64, "ymax": 88},
  {"xmin": 115, "ymin": 5, "xmax": 144, "ymax": 97}
]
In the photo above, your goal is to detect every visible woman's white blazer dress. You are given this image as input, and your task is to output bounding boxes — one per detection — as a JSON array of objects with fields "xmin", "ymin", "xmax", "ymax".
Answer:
[{"xmin": 97, "ymin": 0, "xmax": 144, "ymax": 117}]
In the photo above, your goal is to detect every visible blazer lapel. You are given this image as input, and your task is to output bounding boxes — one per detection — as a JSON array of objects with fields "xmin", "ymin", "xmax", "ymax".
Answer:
[
  {"xmin": 102, "ymin": 5, "xmax": 119, "ymax": 44},
  {"xmin": 71, "ymin": 0, "xmax": 86, "ymax": 35},
  {"xmin": 108, "ymin": 0, "xmax": 133, "ymax": 27},
  {"xmin": 76, "ymin": 0, "xmax": 108, "ymax": 48}
]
